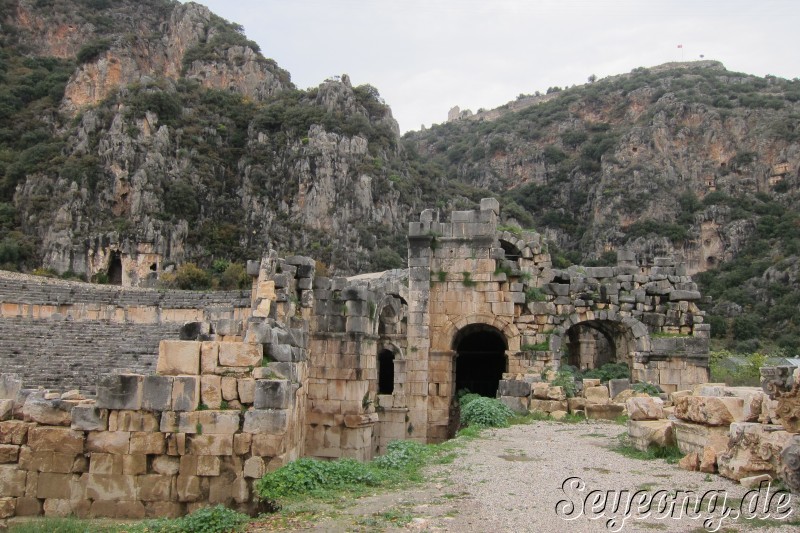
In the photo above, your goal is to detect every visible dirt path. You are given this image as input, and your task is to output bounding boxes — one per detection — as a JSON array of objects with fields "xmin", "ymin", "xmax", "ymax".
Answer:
[{"xmin": 251, "ymin": 420, "xmax": 800, "ymax": 532}]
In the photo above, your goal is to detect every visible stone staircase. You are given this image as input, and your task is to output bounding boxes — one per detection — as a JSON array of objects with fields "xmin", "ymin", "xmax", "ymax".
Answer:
[{"xmin": 0, "ymin": 317, "xmax": 179, "ymax": 394}]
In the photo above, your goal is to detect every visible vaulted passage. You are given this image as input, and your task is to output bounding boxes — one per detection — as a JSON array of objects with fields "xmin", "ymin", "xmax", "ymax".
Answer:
[
  {"xmin": 377, "ymin": 349, "xmax": 395, "ymax": 394},
  {"xmin": 454, "ymin": 325, "xmax": 507, "ymax": 397},
  {"xmin": 108, "ymin": 252, "xmax": 122, "ymax": 285},
  {"xmin": 564, "ymin": 320, "xmax": 633, "ymax": 373}
]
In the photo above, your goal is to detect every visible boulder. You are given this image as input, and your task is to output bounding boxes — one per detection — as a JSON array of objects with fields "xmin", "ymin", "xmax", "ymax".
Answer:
[
  {"xmin": 627, "ymin": 419, "xmax": 675, "ymax": 451},
  {"xmin": 673, "ymin": 395, "xmax": 744, "ymax": 426}
]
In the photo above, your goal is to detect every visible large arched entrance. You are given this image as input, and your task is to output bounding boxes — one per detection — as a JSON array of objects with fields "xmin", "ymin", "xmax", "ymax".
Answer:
[{"xmin": 453, "ymin": 324, "xmax": 507, "ymax": 397}]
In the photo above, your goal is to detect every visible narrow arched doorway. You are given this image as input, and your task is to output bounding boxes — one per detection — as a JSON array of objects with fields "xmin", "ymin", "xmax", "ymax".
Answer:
[
  {"xmin": 377, "ymin": 349, "xmax": 395, "ymax": 394},
  {"xmin": 453, "ymin": 324, "xmax": 507, "ymax": 397},
  {"xmin": 108, "ymin": 251, "xmax": 122, "ymax": 285}
]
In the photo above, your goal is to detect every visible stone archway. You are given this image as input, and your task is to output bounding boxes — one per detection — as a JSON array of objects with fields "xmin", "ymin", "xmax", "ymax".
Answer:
[
  {"xmin": 452, "ymin": 324, "xmax": 508, "ymax": 397},
  {"xmin": 550, "ymin": 314, "xmax": 651, "ymax": 375}
]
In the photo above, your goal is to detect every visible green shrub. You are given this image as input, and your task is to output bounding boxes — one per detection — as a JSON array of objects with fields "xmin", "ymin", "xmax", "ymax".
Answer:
[
  {"xmin": 217, "ymin": 262, "xmax": 249, "ymax": 290},
  {"xmin": 134, "ymin": 504, "xmax": 250, "ymax": 532},
  {"xmin": 551, "ymin": 369, "xmax": 577, "ymax": 398},
  {"xmin": 632, "ymin": 382, "xmax": 661, "ymax": 396},
  {"xmin": 372, "ymin": 440, "xmax": 427, "ymax": 470},
  {"xmin": 255, "ymin": 457, "xmax": 379, "ymax": 503},
  {"xmin": 162, "ymin": 262, "xmax": 212, "ymax": 290},
  {"xmin": 459, "ymin": 396, "xmax": 514, "ymax": 427},
  {"xmin": 76, "ymin": 39, "xmax": 111, "ymax": 64},
  {"xmin": 580, "ymin": 362, "xmax": 631, "ymax": 382},
  {"xmin": 525, "ymin": 287, "xmax": 546, "ymax": 302},
  {"xmin": 457, "ymin": 392, "xmax": 482, "ymax": 408}
]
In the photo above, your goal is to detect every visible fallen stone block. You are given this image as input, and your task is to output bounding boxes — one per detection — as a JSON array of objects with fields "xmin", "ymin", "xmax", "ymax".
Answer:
[
  {"xmin": 626, "ymin": 397, "xmax": 664, "ymax": 421},
  {"xmin": 567, "ymin": 397, "xmax": 586, "ymax": 413},
  {"xmin": 627, "ymin": 420, "xmax": 675, "ymax": 451},
  {"xmin": 674, "ymin": 395, "xmax": 744, "ymax": 426},
  {"xmin": 584, "ymin": 386, "xmax": 610, "ymax": 405},
  {"xmin": 673, "ymin": 420, "xmax": 729, "ymax": 456},
  {"xmin": 531, "ymin": 383, "xmax": 550, "ymax": 400},
  {"xmin": 608, "ymin": 379, "xmax": 630, "ymax": 399},
  {"xmin": 529, "ymin": 399, "xmax": 568, "ymax": 413},
  {"xmin": 0, "ymin": 399, "xmax": 13, "ymax": 421},
  {"xmin": 22, "ymin": 397, "xmax": 73, "ymax": 426},
  {"xmin": 499, "ymin": 396, "xmax": 529, "ymax": 414},
  {"xmin": 740, "ymin": 474, "xmax": 772, "ymax": 489},
  {"xmin": 717, "ymin": 422, "xmax": 791, "ymax": 481},
  {"xmin": 585, "ymin": 403, "xmax": 624, "ymax": 420},
  {"xmin": 497, "ymin": 380, "xmax": 531, "ymax": 398}
]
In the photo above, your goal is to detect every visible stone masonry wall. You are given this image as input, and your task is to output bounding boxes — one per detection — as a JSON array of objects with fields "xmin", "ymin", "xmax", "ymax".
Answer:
[{"xmin": 0, "ymin": 263, "xmax": 306, "ymax": 521}]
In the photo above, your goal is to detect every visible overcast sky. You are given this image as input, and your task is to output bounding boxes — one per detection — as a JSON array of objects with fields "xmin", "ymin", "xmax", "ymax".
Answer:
[{"xmin": 190, "ymin": 0, "xmax": 800, "ymax": 133}]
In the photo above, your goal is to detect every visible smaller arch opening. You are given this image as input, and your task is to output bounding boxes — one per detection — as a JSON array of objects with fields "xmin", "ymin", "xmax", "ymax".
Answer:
[
  {"xmin": 499, "ymin": 240, "xmax": 522, "ymax": 261},
  {"xmin": 377, "ymin": 349, "xmax": 395, "ymax": 394}
]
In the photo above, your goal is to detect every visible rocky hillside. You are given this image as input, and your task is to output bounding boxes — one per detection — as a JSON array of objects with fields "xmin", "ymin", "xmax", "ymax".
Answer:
[
  {"xmin": 0, "ymin": 0, "xmax": 472, "ymax": 282},
  {"xmin": 406, "ymin": 62, "xmax": 800, "ymax": 353}
]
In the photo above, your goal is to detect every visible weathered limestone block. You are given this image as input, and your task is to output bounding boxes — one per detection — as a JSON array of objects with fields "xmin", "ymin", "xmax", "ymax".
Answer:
[
  {"xmin": 674, "ymin": 395, "xmax": 744, "ymax": 426},
  {"xmin": 529, "ymin": 399, "xmax": 568, "ymax": 413},
  {"xmin": 221, "ymin": 377, "xmax": 239, "ymax": 401},
  {"xmin": 200, "ymin": 375, "xmax": 223, "ymax": 409},
  {"xmin": 89, "ymin": 453, "xmax": 124, "ymax": 475},
  {"xmin": 0, "ymin": 444, "xmax": 18, "ymax": 463},
  {"xmin": 343, "ymin": 413, "xmax": 379, "ymax": 428},
  {"xmin": 497, "ymin": 380, "xmax": 531, "ymax": 398},
  {"xmin": 243, "ymin": 456, "xmax": 265, "ymax": 478},
  {"xmin": 567, "ymin": 397, "xmax": 586, "ymax": 413},
  {"xmin": 547, "ymin": 386, "xmax": 566, "ymax": 401},
  {"xmin": 0, "ymin": 375, "xmax": 21, "ymax": 400},
  {"xmin": 717, "ymin": 423, "xmax": 792, "ymax": 481},
  {"xmin": 740, "ymin": 474, "xmax": 773, "ymax": 489},
  {"xmin": 14, "ymin": 496, "xmax": 43, "ymax": 516},
  {"xmin": 84, "ymin": 472, "xmax": 136, "ymax": 500},
  {"xmin": 608, "ymin": 379, "xmax": 630, "ymax": 399},
  {"xmin": 585, "ymin": 403, "xmax": 624, "ymax": 420},
  {"xmin": 627, "ymin": 420, "xmax": 675, "ymax": 451},
  {"xmin": 254, "ymin": 380, "xmax": 292, "ymax": 409},
  {"xmin": 584, "ymin": 386, "xmax": 610, "ymax": 405},
  {"xmin": 90, "ymin": 500, "xmax": 145, "ymax": 519},
  {"xmin": 673, "ymin": 420, "xmax": 729, "ymax": 456},
  {"xmin": 71, "ymin": 405, "xmax": 108, "ymax": 431},
  {"xmin": 0, "ymin": 421, "xmax": 32, "ymax": 445},
  {"xmin": 157, "ymin": 340, "xmax": 201, "ymax": 375},
  {"xmin": 129, "ymin": 432, "xmax": 166, "ymax": 455},
  {"xmin": 35, "ymin": 472, "xmax": 80, "ymax": 500},
  {"xmin": 775, "ymin": 395, "xmax": 800, "ymax": 433},
  {"xmin": 250, "ymin": 434, "xmax": 284, "ymax": 457},
  {"xmin": 0, "ymin": 466, "xmax": 26, "ymax": 496},
  {"xmin": 187, "ymin": 435, "xmax": 233, "ymax": 456},
  {"xmin": 109, "ymin": 411, "xmax": 159, "ymax": 432},
  {"xmin": 96, "ymin": 374, "xmax": 143, "ymax": 411},
  {"xmin": 499, "ymin": 396, "xmax": 529, "ymax": 414},
  {"xmin": 0, "ymin": 399, "xmax": 12, "ymax": 421},
  {"xmin": 780, "ymin": 435, "xmax": 800, "ymax": 493},
  {"xmin": 237, "ymin": 379, "xmax": 256, "ymax": 404},
  {"xmin": 18, "ymin": 450, "xmax": 80, "ymax": 473},
  {"xmin": 86, "ymin": 432, "xmax": 130, "ymax": 455},
  {"xmin": 0, "ymin": 497, "xmax": 15, "ymax": 518},
  {"xmin": 178, "ymin": 411, "xmax": 241, "ymax": 434},
  {"xmin": 532, "ymin": 383, "xmax": 550, "ymax": 400},
  {"xmin": 233, "ymin": 433, "xmax": 251, "ymax": 456},
  {"xmin": 583, "ymin": 378, "xmax": 601, "ymax": 388},
  {"xmin": 196, "ymin": 456, "xmax": 221, "ymax": 476},
  {"xmin": 137, "ymin": 474, "xmax": 173, "ymax": 501},
  {"xmin": 244, "ymin": 410, "xmax": 288, "ymax": 434},
  {"xmin": 626, "ymin": 397, "xmax": 664, "ymax": 421},
  {"xmin": 22, "ymin": 397, "xmax": 72, "ymax": 426},
  {"xmin": 679, "ymin": 451, "xmax": 700, "ymax": 472},
  {"xmin": 218, "ymin": 343, "xmax": 262, "ymax": 367},
  {"xmin": 28, "ymin": 427, "xmax": 83, "ymax": 454},
  {"xmin": 142, "ymin": 376, "xmax": 174, "ymax": 411},
  {"xmin": 151, "ymin": 455, "xmax": 180, "ymax": 476},
  {"xmin": 172, "ymin": 377, "xmax": 200, "ymax": 412}
]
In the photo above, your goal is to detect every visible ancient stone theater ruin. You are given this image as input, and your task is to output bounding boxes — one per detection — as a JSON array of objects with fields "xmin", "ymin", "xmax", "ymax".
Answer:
[{"xmin": 0, "ymin": 199, "xmax": 710, "ymax": 517}]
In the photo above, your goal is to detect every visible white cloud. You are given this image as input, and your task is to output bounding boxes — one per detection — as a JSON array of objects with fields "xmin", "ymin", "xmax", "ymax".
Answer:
[{"xmin": 188, "ymin": 0, "xmax": 800, "ymax": 133}]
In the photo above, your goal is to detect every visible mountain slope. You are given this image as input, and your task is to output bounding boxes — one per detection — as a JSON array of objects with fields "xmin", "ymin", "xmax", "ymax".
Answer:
[{"xmin": 405, "ymin": 61, "xmax": 800, "ymax": 352}]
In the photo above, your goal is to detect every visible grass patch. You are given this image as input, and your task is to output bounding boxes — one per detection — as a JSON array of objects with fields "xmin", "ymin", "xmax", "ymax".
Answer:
[{"xmin": 611, "ymin": 433, "xmax": 683, "ymax": 464}]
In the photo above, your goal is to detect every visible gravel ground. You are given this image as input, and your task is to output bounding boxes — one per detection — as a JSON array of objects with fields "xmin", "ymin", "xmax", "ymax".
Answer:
[{"xmin": 279, "ymin": 420, "xmax": 800, "ymax": 533}]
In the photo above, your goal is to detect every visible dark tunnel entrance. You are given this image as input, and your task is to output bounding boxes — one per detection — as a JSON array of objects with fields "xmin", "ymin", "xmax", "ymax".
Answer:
[{"xmin": 454, "ymin": 325, "xmax": 507, "ymax": 397}]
